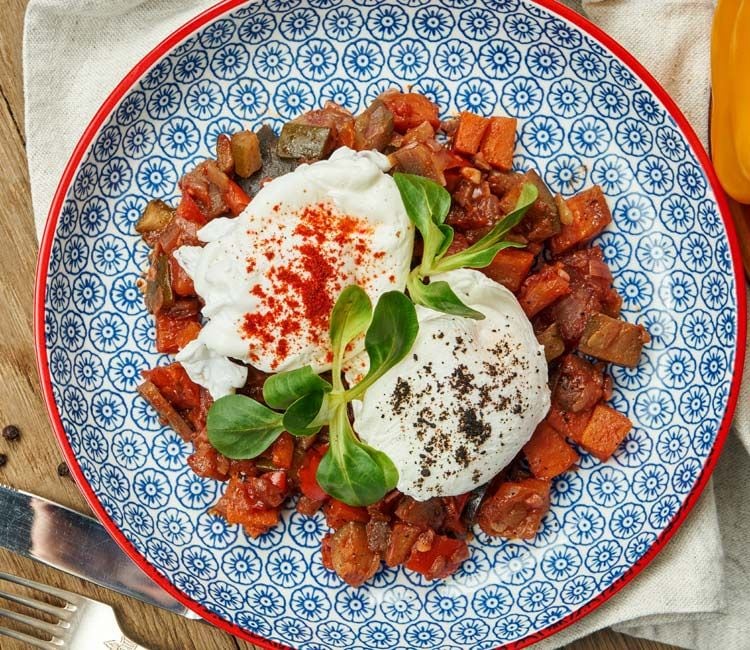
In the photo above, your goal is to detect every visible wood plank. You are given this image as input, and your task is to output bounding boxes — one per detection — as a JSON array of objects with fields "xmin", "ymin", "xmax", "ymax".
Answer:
[{"xmin": 0, "ymin": 1, "xmax": 680, "ymax": 649}]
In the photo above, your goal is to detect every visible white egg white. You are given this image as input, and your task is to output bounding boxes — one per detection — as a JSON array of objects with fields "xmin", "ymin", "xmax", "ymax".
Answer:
[
  {"xmin": 174, "ymin": 147, "xmax": 414, "ymax": 399},
  {"xmin": 350, "ymin": 268, "xmax": 551, "ymax": 500}
]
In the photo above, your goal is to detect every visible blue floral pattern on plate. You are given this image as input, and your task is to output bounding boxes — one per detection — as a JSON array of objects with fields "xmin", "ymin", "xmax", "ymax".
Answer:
[{"xmin": 41, "ymin": 0, "xmax": 740, "ymax": 648}]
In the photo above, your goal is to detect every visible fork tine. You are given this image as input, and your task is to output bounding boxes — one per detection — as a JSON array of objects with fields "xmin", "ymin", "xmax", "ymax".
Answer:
[
  {"xmin": 0, "ymin": 604, "xmax": 68, "ymax": 637},
  {"xmin": 0, "ymin": 571, "xmax": 81, "ymax": 605},
  {"xmin": 0, "ymin": 586, "xmax": 73, "ymax": 621},
  {"xmin": 0, "ymin": 623, "xmax": 61, "ymax": 649}
]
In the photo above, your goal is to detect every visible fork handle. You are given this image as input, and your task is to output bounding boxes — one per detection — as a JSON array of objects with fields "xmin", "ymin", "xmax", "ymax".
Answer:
[{"xmin": 100, "ymin": 635, "xmax": 151, "ymax": 650}]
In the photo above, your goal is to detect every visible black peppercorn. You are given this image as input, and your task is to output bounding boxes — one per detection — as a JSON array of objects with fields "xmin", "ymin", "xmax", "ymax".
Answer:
[
  {"xmin": 2, "ymin": 425, "xmax": 20, "ymax": 441},
  {"xmin": 0, "ymin": 454, "xmax": 7, "ymax": 468},
  {"xmin": 57, "ymin": 462, "xmax": 70, "ymax": 477}
]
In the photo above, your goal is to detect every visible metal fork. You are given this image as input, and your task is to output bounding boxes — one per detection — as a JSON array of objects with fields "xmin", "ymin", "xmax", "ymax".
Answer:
[{"xmin": 0, "ymin": 570, "xmax": 150, "ymax": 649}]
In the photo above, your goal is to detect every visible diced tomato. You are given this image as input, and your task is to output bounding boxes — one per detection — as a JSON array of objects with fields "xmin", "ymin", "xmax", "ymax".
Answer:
[
  {"xmin": 380, "ymin": 92, "xmax": 440, "ymax": 132},
  {"xmin": 523, "ymin": 421, "xmax": 579, "ymax": 479},
  {"xmin": 142, "ymin": 362, "xmax": 201, "ymax": 410},
  {"xmin": 298, "ymin": 444, "xmax": 329, "ymax": 501},
  {"xmin": 155, "ymin": 312, "xmax": 201, "ymax": 354},
  {"xmin": 157, "ymin": 216, "xmax": 200, "ymax": 255},
  {"xmin": 242, "ymin": 509, "xmax": 280, "ymax": 538},
  {"xmin": 175, "ymin": 191, "xmax": 208, "ymax": 225},
  {"xmin": 453, "ymin": 112, "xmax": 489, "ymax": 155},
  {"xmin": 168, "ymin": 256, "xmax": 195, "ymax": 297},
  {"xmin": 269, "ymin": 432, "xmax": 294, "ymax": 470},
  {"xmin": 405, "ymin": 534, "xmax": 470, "ymax": 580},
  {"xmin": 224, "ymin": 179, "xmax": 251, "ymax": 216},
  {"xmin": 324, "ymin": 499, "xmax": 370, "ymax": 529}
]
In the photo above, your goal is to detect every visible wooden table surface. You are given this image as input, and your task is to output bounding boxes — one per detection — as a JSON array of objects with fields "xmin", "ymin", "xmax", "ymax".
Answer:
[{"xmin": 0, "ymin": 2, "xmax": 680, "ymax": 649}]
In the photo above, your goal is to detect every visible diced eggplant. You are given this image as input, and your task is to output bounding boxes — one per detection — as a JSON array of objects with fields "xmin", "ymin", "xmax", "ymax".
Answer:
[
  {"xmin": 536, "ymin": 323, "xmax": 565, "ymax": 361},
  {"xmin": 354, "ymin": 100, "xmax": 394, "ymax": 152},
  {"xmin": 137, "ymin": 380, "xmax": 194, "ymax": 441},
  {"xmin": 578, "ymin": 312, "xmax": 649, "ymax": 367},
  {"xmin": 231, "ymin": 130, "xmax": 262, "ymax": 177},
  {"xmin": 390, "ymin": 142, "xmax": 444, "ymax": 184},
  {"xmin": 277, "ymin": 122, "xmax": 334, "ymax": 160},
  {"xmin": 136, "ymin": 199, "xmax": 175, "ymax": 236},
  {"xmin": 144, "ymin": 254, "xmax": 173, "ymax": 314},
  {"xmin": 242, "ymin": 125, "xmax": 298, "ymax": 196}
]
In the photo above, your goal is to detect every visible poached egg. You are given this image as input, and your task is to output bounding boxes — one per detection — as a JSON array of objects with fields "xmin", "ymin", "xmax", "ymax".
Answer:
[
  {"xmin": 174, "ymin": 147, "xmax": 414, "ymax": 399},
  {"xmin": 348, "ymin": 268, "xmax": 551, "ymax": 500}
]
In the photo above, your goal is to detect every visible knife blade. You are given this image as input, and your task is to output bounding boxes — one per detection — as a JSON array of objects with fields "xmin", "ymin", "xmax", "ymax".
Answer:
[{"xmin": 0, "ymin": 483, "xmax": 200, "ymax": 619}]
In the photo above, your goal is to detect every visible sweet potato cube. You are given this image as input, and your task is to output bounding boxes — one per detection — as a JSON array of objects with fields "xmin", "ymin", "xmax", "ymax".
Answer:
[
  {"xmin": 524, "ymin": 422, "xmax": 579, "ymax": 479},
  {"xmin": 480, "ymin": 116, "xmax": 517, "ymax": 171},
  {"xmin": 546, "ymin": 404, "xmax": 593, "ymax": 445},
  {"xmin": 578, "ymin": 313, "xmax": 650, "ymax": 367},
  {"xmin": 517, "ymin": 263, "xmax": 571, "ymax": 317},
  {"xmin": 578, "ymin": 404, "xmax": 632, "ymax": 461},
  {"xmin": 481, "ymin": 247, "xmax": 536, "ymax": 293},
  {"xmin": 477, "ymin": 478, "xmax": 551, "ymax": 539},
  {"xmin": 453, "ymin": 112, "xmax": 490, "ymax": 155},
  {"xmin": 549, "ymin": 186, "xmax": 612, "ymax": 255}
]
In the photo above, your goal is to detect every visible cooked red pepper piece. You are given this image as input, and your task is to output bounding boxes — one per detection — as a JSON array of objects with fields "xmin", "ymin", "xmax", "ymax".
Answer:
[
  {"xmin": 324, "ymin": 499, "xmax": 370, "ymax": 529},
  {"xmin": 168, "ymin": 256, "xmax": 195, "ymax": 297},
  {"xmin": 379, "ymin": 91, "xmax": 440, "ymax": 132},
  {"xmin": 405, "ymin": 534, "xmax": 470, "ymax": 580},
  {"xmin": 224, "ymin": 179, "xmax": 251, "ymax": 216},
  {"xmin": 269, "ymin": 432, "xmax": 294, "ymax": 471},
  {"xmin": 298, "ymin": 444, "xmax": 329, "ymax": 501},
  {"xmin": 155, "ymin": 312, "xmax": 201, "ymax": 354},
  {"xmin": 175, "ymin": 192, "xmax": 208, "ymax": 225},
  {"xmin": 142, "ymin": 363, "xmax": 201, "ymax": 410}
]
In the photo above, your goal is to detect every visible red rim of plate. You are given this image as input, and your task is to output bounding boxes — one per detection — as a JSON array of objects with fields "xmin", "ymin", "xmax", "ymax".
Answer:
[{"xmin": 33, "ymin": 1, "xmax": 747, "ymax": 648}]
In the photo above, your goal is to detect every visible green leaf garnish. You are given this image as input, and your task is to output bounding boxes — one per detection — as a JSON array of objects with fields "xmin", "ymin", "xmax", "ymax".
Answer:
[
  {"xmin": 263, "ymin": 366, "xmax": 332, "ymax": 410},
  {"xmin": 206, "ymin": 395, "xmax": 284, "ymax": 459},
  {"xmin": 407, "ymin": 277, "xmax": 485, "ymax": 320},
  {"xmin": 282, "ymin": 391, "xmax": 328, "ymax": 436},
  {"xmin": 329, "ymin": 285, "xmax": 373, "ymax": 391},
  {"xmin": 394, "ymin": 172, "xmax": 538, "ymax": 319},
  {"xmin": 205, "ymin": 285, "xmax": 415, "ymax": 507},
  {"xmin": 348, "ymin": 291, "xmax": 419, "ymax": 398},
  {"xmin": 316, "ymin": 405, "xmax": 398, "ymax": 506}
]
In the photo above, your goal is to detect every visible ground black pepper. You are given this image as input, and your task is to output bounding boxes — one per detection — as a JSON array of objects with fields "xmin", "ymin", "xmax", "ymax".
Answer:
[{"xmin": 2, "ymin": 425, "xmax": 20, "ymax": 441}]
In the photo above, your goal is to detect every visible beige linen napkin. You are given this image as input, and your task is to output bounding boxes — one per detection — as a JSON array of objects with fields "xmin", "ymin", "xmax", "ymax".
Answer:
[{"xmin": 23, "ymin": 1, "xmax": 750, "ymax": 648}]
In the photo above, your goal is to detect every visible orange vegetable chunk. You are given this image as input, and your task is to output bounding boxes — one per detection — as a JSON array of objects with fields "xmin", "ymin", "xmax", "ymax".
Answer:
[
  {"xmin": 523, "ymin": 421, "xmax": 579, "ymax": 479},
  {"xmin": 578, "ymin": 403, "xmax": 633, "ymax": 461},
  {"xmin": 480, "ymin": 116, "xmax": 517, "ymax": 171},
  {"xmin": 549, "ymin": 185, "xmax": 612, "ymax": 255},
  {"xmin": 477, "ymin": 478, "xmax": 551, "ymax": 539},
  {"xmin": 481, "ymin": 247, "xmax": 536, "ymax": 293},
  {"xmin": 453, "ymin": 112, "xmax": 490, "ymax": 155}
]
